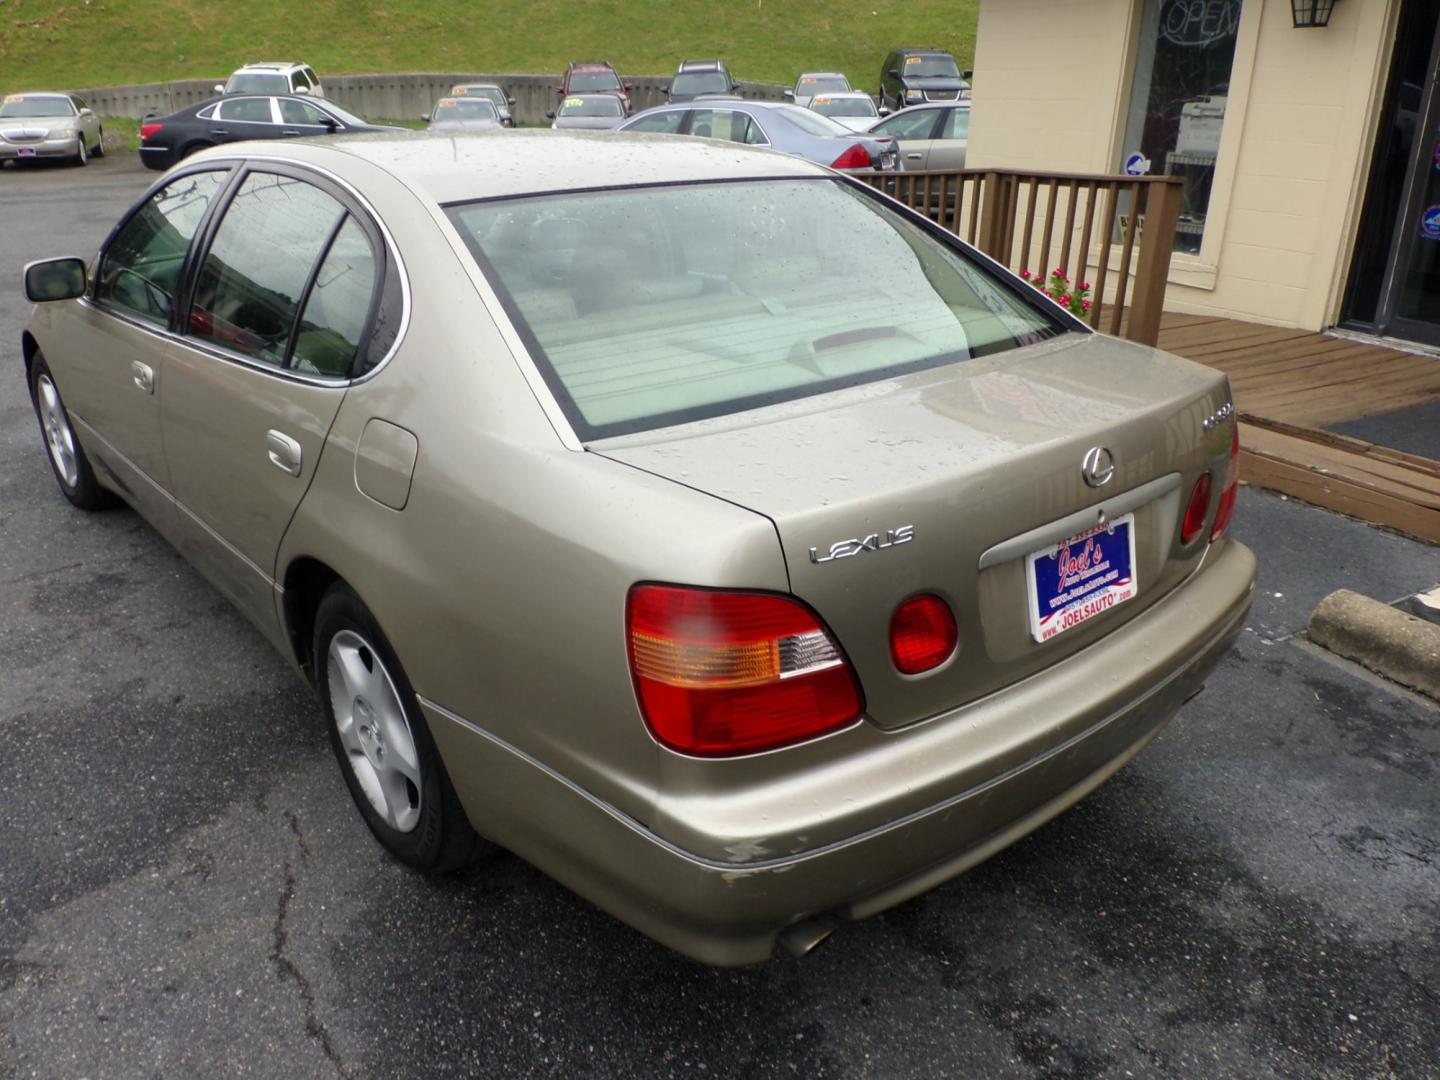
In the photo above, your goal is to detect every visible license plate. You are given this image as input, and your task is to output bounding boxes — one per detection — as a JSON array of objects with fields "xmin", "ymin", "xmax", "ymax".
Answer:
[
  {"xmin": 18, "ymin": 147, "xmax": 35, "ymax": 157},
  {"xmin": 881, "ymin": 152, "xmax": 897, "ymax": 170},
  {"xmin": 1025, "ymin": 514, "xmax": 1138, "ymax": 643}
]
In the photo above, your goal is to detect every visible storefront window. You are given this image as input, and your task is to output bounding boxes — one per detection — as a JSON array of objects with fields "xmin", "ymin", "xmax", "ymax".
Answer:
[{"xmin": 1120, "ymin": 0, "xmax": 1244, "ymax": 255}]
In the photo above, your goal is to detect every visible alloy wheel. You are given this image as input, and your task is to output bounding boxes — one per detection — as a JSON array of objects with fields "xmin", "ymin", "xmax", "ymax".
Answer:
[{"xmin": 36, "ymin": 374, "xmax": 80, "ymax": 488}]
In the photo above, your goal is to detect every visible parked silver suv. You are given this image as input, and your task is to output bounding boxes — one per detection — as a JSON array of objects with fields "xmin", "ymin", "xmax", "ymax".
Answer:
[{"xmin": 217, "ymin": 61, "xmax": 324, "ymax": 98}]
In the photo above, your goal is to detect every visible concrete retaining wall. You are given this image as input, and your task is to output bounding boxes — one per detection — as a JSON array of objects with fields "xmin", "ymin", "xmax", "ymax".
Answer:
[{"xmin": 68, "ymin": 73, "xmax": 789, "ymax": 125}]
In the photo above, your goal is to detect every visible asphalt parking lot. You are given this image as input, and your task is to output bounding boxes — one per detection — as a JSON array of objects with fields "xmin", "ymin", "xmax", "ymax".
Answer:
[{"xmin": 1, "ymin": 154, "xmax": 1438, "ymax": 1079}]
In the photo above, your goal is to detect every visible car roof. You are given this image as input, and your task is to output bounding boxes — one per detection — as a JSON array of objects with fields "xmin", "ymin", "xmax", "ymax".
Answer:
[
  {"xmin": 4, "ymin": 91, "xmax": 71, "ymax": 99},
  {"xmin": 893, "ymin": 47, "xmax": 951, "ymax": 55},
  {"xmin": 811, "ymin": 91, "xmax": 871, "ymax": 99},
  {"xmin": 235, "ymin": 61, "xmax": 304, "ymax": 71},
  {"xmin": 569, "ymin": 61, "xmax": 615, "ymax": 71},
  {"xmin": 222, "ymin": 130, "xmax": 825, "ymax": 204},
  {"xmin": 677, "ymin": 59, "xmax": 726, "ymax": 71},
  {"xmin": 797, "ymin": 72, "xmax": 847, "ymax": 80}
]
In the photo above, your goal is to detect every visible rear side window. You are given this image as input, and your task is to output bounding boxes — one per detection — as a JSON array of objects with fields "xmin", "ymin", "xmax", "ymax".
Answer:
[
  {"xmin": 217, "ymin": 98, "xmax": 274, "ymax": 123},
  {"xmin": 625, "ymin": 111, "xmax": 684, "ymax": 134},
  {"xmin": 941, "ymin": 108, "xmax": 971, "ymax": 140},
  {"xmin": 96, "ymin": 171, "xmax": 228, "ymax": 326},
  {"xmin": 188, "ymin": 173, "xmax": 345, "ymax": 367},
  {"xmin": 449, "ymin": 179, "xmax": 1066, "ymax": 439},
  {"xmin": 688, "ymin": 109, "xmax": 763, "ymax": 144},
  {"xmin": 290, "ymin": 217, "xmax": 379, "ymax": 376}
]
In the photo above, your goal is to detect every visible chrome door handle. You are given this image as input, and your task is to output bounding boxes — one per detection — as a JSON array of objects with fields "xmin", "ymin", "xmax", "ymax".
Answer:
[
  {"xmin": 905, "ymin": 152, "xmax": 924, "ymax": 159},
  {"xmin": 266, "ymin": 430, "xmax": 302, "ymax": 477},
  {"xmin": 281, "ymin": 129, "xmax": 302, "ymax": 136},
  {"xmin": 131, "ymin": 361, "xmax": 154, "ymax": 394}
]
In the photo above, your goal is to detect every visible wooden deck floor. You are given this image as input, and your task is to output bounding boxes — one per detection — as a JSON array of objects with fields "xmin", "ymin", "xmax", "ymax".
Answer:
[{"xmin": 1150, "ymin": 313, "xmax": 1440, "ymax": 543}]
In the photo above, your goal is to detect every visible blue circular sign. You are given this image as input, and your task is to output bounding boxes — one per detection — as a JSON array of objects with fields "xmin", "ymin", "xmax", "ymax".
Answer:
[
  {"xmin": 1422, "ymin": 205, "xmax": 1440, "ymax": 241},
  {"xmin": 1124, "ymin": 152, "xmax": 1151, "ymax": 176}
]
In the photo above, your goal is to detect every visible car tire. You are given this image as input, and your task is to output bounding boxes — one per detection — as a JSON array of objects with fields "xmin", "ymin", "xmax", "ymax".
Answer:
[
  {"xmin": 179, "ymin": 140, "xmax": 214, "ymax": 160},
  {"xmin": 314, "ymin": 583, "xmax": 490, "ymax": 873},
  {"xmin": 93, "ymin": 128, "xmax": 105, "ymax": 158},
  {"xmin": 72, "ymin": 135, "xmax": 87, "ymax": 167},
  {"xmin": 28, "ymin": 353, "xmax": 118, "ymax": 511}
]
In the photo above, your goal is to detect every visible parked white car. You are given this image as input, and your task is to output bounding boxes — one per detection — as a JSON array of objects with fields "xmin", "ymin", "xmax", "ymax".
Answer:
[
  {"xmin": 216, "ymin": 62, "xmax": 324, "ymax": 98},
  {"xmin": 785, "ymin": 71, "xmax": 851, "ymax": 108},
  {"xmin": 808, "ymin": 91, "xmax": 886, "ymax": 132}
]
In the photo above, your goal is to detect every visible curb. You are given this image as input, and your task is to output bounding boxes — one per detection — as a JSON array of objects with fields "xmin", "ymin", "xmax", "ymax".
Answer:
[{"xmin": 1307, "ymin": 589, "xmax": 1440, "ymax": 702}]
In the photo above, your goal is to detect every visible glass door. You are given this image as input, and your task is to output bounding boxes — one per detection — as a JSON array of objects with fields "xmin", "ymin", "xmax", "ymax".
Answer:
[{"xmin": 1376, "ymin": 19, "xmax": 1440, "ymax": 348}]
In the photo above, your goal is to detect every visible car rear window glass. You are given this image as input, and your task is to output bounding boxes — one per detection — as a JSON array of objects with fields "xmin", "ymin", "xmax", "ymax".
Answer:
[
  {"xmin": 812, "ymin": 97, "xmax": 878, "ymax": 119},
  {"xmin": 569, "ymin": 71, "xmax": 621, "ymax": 92},
  {"xmin": 188, "ymin": 172, "xmax": 344, "ymax": 367},
  {"xmin": 291, "ymin": 217, "xmax": 378, "ymax": 377},
  {"xmin": 226, "ymin": 73, "xmax": 289, "ymax": 95},
  {"xmin": 0, "ymin": 95, "xmax": 75, "ymax": 117},
  {"xmin": 670, "ymin": 72, "xmax": 729, "ymax": 96},
  {"xmin": 96, "ymin": 170, "xmax": 228, "ymax": 326},
  {"xmin": 941, "ymin": 108, "xmax": 971, "ymax": 139},
  {"xmin": 448, "ymin": 179, "xmax": 1067, "ymax": 440}
]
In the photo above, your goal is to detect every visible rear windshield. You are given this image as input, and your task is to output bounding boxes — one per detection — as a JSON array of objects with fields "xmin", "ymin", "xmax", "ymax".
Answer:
[
  {"xmin": 447, "ymin": 180, "xmax": 1066, "ymax": 440},
  {"xmin": 226, "ymin": 73, "xmax": 290, "ymax": 95},
  {"xmin": 812, "ymin": 97, "xmax": 877, "ymax": 119},
  {"xmin": 560, "ymin": 96, "xmax": 624, "ymax": 117},
  {"xmin": 671, "ymin": 72, "xmax": 728, "ymax": 96},
  {"xmin": 0, "ymin": 95, "xmax": 74, "ymax": 117},
  {"xmin": 569, "ymin": 71, "xmax": 622, "ymax": 92}
]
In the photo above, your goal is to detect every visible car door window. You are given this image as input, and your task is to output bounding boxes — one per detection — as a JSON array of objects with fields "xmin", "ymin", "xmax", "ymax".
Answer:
[
  {"xmin": 217, "ymin": 98, "xmax": 275, "ymax": 124},
  {"xmin": 188, "ymin": 172, "xmax": 345, "ymax": 367},
  {"xmin": 874, "ymin": 110, "xmax": 940, "ymax": 140},
  {"xmin": 290, "ymin": 217, "xmax": 378, "ymax": 377},
  {"xmin": 95, "ymin": 171, "xmax": 228, "ymax": 326},
  {"xmin": 689, "ymin": 110, "xmax": 764, "ymax": 145},
  {"xmin": 626, "ymin": 111, "xmax": 684, "ymax": 134},
  {"xmin": 278, "ymin": 98, "xmax": 329, "ymax": 126},
  {"xmin": 941, "ymin": 108, "xmax": 970, "ymax": 140}
]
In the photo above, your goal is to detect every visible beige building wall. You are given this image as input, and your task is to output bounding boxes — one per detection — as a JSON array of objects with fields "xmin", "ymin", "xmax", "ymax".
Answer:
[{"xmin": 968, "ymin": 0, "xmax": 1399, "ymax": 331}]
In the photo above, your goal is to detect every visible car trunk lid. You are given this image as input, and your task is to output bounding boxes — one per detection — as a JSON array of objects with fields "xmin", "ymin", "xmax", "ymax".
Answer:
[{"xmin": 593, "ymin": 332, "xmax": 1235, "ymax": 731}]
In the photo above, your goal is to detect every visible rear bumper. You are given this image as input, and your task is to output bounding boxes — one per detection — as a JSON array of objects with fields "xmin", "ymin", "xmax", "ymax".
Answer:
[
  {"xmin": 139, "ymin": 146, "xmax": 176, "ymax": 171},
  {"xmin": 426, "ymin": 538, "xmax": 1255, "ymax": 965}
]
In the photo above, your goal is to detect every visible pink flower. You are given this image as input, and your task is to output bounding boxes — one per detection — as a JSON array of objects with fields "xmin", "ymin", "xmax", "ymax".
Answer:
[
  {"xmin": 1059, "ymin": 294, "xmax": 1072, "ymax": 305},
  {"xmin": 1020, "ymin": 269, "xmax": 1032, "ymax": 280},
  {"xmin": 1081, "ymin": 299, "xmax": 1092, "ymax": 311},
  {"xmin": 1079, "ymin": 281, "xmax": 1092, "ymax": 290}
]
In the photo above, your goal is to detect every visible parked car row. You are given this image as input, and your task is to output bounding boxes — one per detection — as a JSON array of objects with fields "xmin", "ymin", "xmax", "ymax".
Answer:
[{"xmin": 0, "ymin": 92, "xmax": 105, "ymax": 165}]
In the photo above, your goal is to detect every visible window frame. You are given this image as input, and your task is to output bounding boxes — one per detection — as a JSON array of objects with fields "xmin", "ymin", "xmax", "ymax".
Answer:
[
  {"xmin": 215, "ymin": 96, "xmax": 281, "ymax": 125},
  {"xmin": 180, "ymin": 163, "xmax": 387, "ymax": 380},
  {"xmin": 85, "ymin": 158, "xmax": 403, "ymax": 388}
]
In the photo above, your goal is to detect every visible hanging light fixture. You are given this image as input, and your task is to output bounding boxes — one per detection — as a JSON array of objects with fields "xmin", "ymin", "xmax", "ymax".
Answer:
[{"xmin": 1291, "ymin": 0, "xmax": 1339, "ymax": 27}]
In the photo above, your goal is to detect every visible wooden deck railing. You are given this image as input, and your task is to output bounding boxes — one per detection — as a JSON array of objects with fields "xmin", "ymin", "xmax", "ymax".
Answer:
[{"xmin": 855, "ymin": 169, "xmax": 1184, "ymax": 347}]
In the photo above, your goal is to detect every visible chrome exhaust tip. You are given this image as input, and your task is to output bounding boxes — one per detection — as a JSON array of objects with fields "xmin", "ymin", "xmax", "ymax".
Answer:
[{"xmin": 777, "ymin": 914, "xmax": 841, "ymax": 958}]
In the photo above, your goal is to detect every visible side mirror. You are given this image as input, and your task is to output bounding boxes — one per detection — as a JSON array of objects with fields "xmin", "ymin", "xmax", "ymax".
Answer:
[
  {"xmin": 878, "ymin": 106, "xmax": 891, "ymax": 116},
  {"xmin": 294, "ymin": 85, "xmax": 310, "ymax": 96},
  {"xmin": 214, "ymin": 83, "xmax": 225, "ymax": 94},
  {"xmin": 24, "ymin": 257, "xmax": 87, "ymax": 302},
  {"xmin": 507, "ymin": 97, "xmax": 516, "ymax": 106},
  {"xmin": 962, "ymin": 69, "xmax": 974, "ymax": 80},
  {"xmin": 320, "ymin": 115, "xmax": 339, "ymax": 130},
  {"xmin": 887, "ymin": 69, "xmax": 900, "ymax": 79},
  {"xmin": 544, "ymin": 111, "xmax": 555, "ymax": 120},
  {"xmin": 623, "ymin": 83, "xmax": 632, "ymax": 92},
  {"xmin": 783, "ymin": 89, "xmax": 794, "ymax": 99},
  {"xmin": 554, "ymin": 86, "xmax": 564, "ymax": 95}
]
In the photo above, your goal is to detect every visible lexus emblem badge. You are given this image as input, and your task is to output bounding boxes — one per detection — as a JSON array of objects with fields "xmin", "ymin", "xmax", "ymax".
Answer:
[{"xmin": 1081, "ymin": 446, "xmax": 1116, "ymax": 488}]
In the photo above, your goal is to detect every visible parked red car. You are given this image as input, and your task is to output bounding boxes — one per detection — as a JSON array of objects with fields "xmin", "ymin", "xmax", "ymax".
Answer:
[{"xmin": 557, "ymin": 61, "xmax": 632, "ymax": 113}]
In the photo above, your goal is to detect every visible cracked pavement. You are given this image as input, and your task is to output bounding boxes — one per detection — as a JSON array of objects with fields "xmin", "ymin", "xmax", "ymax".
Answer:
[{"xmin": 1, "ymin": 156, "xmax": 1437, "ymax": 1078}]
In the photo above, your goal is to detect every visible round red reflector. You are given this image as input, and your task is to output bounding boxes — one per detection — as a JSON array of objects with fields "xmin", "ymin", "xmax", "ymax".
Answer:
[
  {"xmin": 1182, "ymin": 472, "xmax": 1213, "ymax": 544},
  {"xmin": 889, "ymin": 595, "xmax": 957, "ymax": 675}
]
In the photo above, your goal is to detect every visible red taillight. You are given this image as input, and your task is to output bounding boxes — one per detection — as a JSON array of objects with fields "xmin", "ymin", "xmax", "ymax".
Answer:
[
  {"xmin": 626, "ymin": 584, "xmax": 862, "ymax": 756},
  {"xmin": 139, "ymin": 122, "xmax": 163, "ymax": 142},
  {"xmin": 1182, "ymin": 473, "xmax": 1213, "ymax": 545},
  {"xmin": 830, "ymin": 143, "xmax": 873, "ymax": 170},
  {"xmin": 1211, "ymin": 423, "xmax": 1241, "ymax": 541},
  {"xmin": 889, "ymin": 595, "xmax": 957, "ymax": 674}
]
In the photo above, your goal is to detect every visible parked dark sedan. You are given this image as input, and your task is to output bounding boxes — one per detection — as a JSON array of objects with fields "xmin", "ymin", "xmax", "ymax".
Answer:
[{"xmin": 139, "ymin": 95, "xmax": 399, "ymax": 170}]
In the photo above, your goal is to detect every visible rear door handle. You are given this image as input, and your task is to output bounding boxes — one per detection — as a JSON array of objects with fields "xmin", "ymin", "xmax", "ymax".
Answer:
[
  {"xmin": 131, "ymin": 361, "xmax": 154, "ymax": 394},
  {"xmin": 266, "ymin": 430, "xmax": 302, "ymax": 477},
  {"xmin": 905, "ymin": 152, "xmax": 924, "ymax": 159},
  {"xmin": 209, "ymin": 127, "xmax": 229, "ymax": 135},
  {"xmin": 281, "ymin": 129, "xmax": 302, "ymax": 136}
]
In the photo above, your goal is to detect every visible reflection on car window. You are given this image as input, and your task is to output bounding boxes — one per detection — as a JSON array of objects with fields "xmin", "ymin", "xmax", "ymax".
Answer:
[
  {"xmin": 449, "ymin": 180, "xmax": 1064, "ymax": 439},
  {"xmin": 278, "ymin": 98, "xmax": 328, "ymax": 125},
  {"xmin": 687, "ymin": 109, "xmax": 760, "ymax": 143},
  {"xmin": 941, "ymin": 108, "xmax": 971, "ymax": 140},
  {"xmin": 0, "ymin": 95, "xmax": 76, "ymax": 118},
  {"xmin": 96, "ymin": 171, "xmax": 227, "ymax": 326},
  {"xmin": 812, "ymin": 97, "xmax": 878, "ymax": 119},
  {"xmin": 671, "ymin": 72, "xmax": 729, "ymax": 96},
  {"xmin": 874, "ymin": 110, "xmax": 940, "ymax": 140},
  {"xmin": 569, "ymin": 71, "xmax": 622, "ymax": 92},
  {"xmin": 625, "ymin": 111, "xmax": 684, "ymax": 134},
  {"xmin": 188, "ymin": 173, "xmax": 344, "ymax": 366},
  {"xmin": 291, "ymin": 217, "xmax": 377, "ymax": 377},
  {"xmin": 226, "ymin": 73, "xmax": 289, "ymax": 95},
  {"xmin": 218, "ymin": 98, "xmax": 274, "ymax": 123}
]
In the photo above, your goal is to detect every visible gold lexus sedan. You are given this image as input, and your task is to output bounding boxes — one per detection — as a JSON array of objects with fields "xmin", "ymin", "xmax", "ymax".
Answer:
[{"xmin": 21, "ymin": 132, "xmax": 1256, "ymax": 965}]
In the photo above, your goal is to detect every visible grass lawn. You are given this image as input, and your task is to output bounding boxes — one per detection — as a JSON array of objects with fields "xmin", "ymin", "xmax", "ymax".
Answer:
[{"xmin": 0, "ymin": 0, "xmax": 978, "ymax": 94}]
